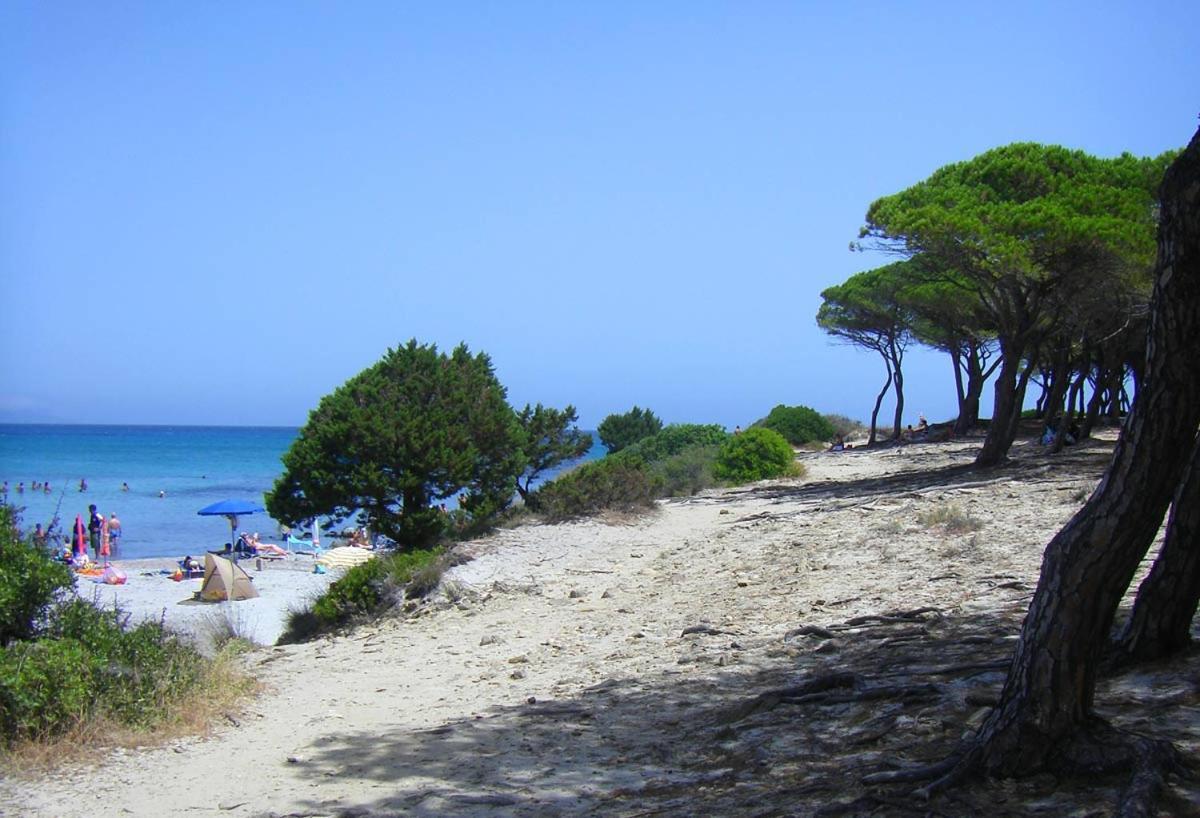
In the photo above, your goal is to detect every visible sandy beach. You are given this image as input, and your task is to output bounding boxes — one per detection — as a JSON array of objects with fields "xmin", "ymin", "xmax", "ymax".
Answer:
[
  {"xmin": 70, "ymin": 553, "xmax": 340, "ymax": 649},
  {"xmin": 3, "ymin": 432, "xmax": 1198, "ymax": 816}
]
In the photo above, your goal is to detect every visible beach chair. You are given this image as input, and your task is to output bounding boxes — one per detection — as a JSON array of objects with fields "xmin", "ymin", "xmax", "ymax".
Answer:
[{"xmin": 287, "ymin": 534, "xmax": 321, "ymax": 554}]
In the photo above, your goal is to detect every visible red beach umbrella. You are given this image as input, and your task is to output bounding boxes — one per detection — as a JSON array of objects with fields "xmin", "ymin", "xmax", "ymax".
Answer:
[{"xmin": 73, "ymin": 515, "xmax": 86, "ymax": 556}]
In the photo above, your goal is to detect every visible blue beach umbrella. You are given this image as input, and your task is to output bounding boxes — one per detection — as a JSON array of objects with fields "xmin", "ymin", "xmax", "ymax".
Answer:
[{"xmin": 197, "ymin": 499, "xmax": 265, "ymax": 553}]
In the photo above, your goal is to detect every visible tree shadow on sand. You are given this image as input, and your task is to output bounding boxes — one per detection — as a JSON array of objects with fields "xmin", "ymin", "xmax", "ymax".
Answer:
[
  {"xmin": 272, "ymin": 591, "xmax": 1200, "ymax": 817},
  {"xmin": 724, "ymin": 438, "xmax": 1116, "ymax": 512}
]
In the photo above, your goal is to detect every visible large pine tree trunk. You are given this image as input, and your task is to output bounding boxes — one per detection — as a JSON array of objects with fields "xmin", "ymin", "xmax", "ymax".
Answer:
[
  {"xmin": 975, "ymin": 342, "xmax": 1026, "ymax": 466},
  {"xmin": 970, "ymin": 128, "xmax": 1200, "ymax": 776},
  {"xmin": 1111, "ymin": 434, "xmax": 1200, "ymax": 664}
]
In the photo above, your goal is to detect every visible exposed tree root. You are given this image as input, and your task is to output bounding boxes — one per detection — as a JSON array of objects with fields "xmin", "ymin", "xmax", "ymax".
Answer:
[{"xmin": 860, "ymin": 720, "xmax": 1191, "ymax": 816}]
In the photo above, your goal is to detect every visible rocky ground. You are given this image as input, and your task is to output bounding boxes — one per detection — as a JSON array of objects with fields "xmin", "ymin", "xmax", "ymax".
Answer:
[{"xmin": 3, "ymin": 430, "xmax": 1198, "ymax": 817}]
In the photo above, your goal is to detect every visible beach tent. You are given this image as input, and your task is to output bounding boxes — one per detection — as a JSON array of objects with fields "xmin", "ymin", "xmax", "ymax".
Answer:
[{"xmin": 199, "ymin": 554, "xmax": 259, "ymax": 602}]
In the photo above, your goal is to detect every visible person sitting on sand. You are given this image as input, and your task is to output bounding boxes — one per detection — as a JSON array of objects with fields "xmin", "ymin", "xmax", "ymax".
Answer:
[{"xmin": 829, "ymin": 433, "xmax": 845, "ymax": 452}]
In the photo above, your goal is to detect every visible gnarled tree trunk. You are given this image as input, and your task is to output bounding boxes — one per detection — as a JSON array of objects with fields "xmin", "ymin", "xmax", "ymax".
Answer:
[
  {"xmin": 871, "ymin": 129, "xmax": 1200, "ymax": 808},
  {"xmin": 1111, "ymin": 433, "xmax": 1200, "ymax": 665},
  {"xmin": 972, "ymin": 126, "xmax": 1200, "ymax": 776}
]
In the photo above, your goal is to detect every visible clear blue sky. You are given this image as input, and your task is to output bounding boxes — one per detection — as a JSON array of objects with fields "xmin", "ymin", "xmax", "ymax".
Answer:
[{"xmin": 2, "ymin": 2, "xmax": 1197, "ymax": 430}]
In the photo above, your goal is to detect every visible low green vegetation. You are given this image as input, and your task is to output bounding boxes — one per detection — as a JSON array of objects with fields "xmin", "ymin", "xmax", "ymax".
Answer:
[
  {"xmin": 533, "ymin": 457, "xmax": 661, "ymax": 521},
  {"xmin": 615, "ymin": 423, "xmax": 728, "ymax": 463},
  {"xmin": 0, "ymin": 504, "xmax": 250, "ymax": 751},
  {"xmin": 534, "ymin": 421, "xmax": 805, "ymax": 521},
  {"xmin": 714, "ymin": 427, "xmax": 799, "ymax": 482},
  {"xmin": 754, "ymin": 404, "xmax": 836, "ymax": 446},
  {"xmin": 279, "ymin": 548, "xmax": 447, "ymax": 643}
]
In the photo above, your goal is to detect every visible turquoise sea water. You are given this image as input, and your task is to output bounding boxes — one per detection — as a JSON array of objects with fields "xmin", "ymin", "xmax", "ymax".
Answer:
[
  {"xmin": 0, "ymin": 424, "xmax": 603, "ymax": 560},
  {"xmin": 0, "ymin": 425, "xmax": 299, "ymax": 560}
]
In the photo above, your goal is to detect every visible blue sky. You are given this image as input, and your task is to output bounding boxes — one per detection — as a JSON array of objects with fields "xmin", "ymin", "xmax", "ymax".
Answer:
[{"xmin": 2, "ymin": 2, "xmax": 1196, "ymax": 430}]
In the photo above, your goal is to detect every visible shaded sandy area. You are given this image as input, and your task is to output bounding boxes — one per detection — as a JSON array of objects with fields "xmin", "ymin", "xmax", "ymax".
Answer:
[{"xmin": 3, "ymin": 431, "xmax": 1198, "ymax": 816}]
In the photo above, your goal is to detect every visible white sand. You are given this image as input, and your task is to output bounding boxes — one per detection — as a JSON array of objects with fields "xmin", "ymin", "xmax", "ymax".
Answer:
[{"xmin": 5, "ymin": 431, "xmax": 1186, "ymax": 816}]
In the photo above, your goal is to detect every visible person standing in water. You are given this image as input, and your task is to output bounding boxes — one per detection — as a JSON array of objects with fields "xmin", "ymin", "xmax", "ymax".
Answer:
[
  {"xmin": 87, "ymin": 504, "xmax": 104, "ymax": 560},
  {"xmin": 107, "ymin": 513, "xmax": 122, "ymax": 556}
]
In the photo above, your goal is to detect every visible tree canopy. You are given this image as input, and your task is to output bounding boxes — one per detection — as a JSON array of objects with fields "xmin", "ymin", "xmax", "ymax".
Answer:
[
  {"xmin": 817, "ymin": 263, "xmax": 914, "ymax": 443},
  {"xmin": 597, "ymin": 406, "xmax": 664, "ymax": 454},
  {"xmin": 852, "ymin": 142, "xmax": 1172, "ymax": 461},
  {"xmin": 266, "ymin": 340, "xmax": 525, "ymax": 549}
]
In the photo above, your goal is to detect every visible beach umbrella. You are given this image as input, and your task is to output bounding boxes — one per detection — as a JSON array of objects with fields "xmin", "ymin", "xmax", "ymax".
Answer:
[
  {"xmin": 72, "ymin": 514, "xmax": 86, "ymax": 557},
  {"xmin": 197, "ymin": 499, "xmax": 265, "ymax": 554}
]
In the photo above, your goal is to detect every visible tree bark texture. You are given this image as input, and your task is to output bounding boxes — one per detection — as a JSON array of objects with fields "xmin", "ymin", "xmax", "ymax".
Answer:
[
  {"xmin": 972, "ymin": 127, "xmax": 1200, "ymax": 775},
  {"xmin": 975, "ymin": 342, "xmax": 1026, "ymax": 466},
  {"xmin": 1112, "ymin": 432, "xmax": 1200, "ymax": 664}
]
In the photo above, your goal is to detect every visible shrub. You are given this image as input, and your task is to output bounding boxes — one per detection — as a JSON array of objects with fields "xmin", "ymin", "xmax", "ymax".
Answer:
[
  {"xmin": 0, "ymin": 598, "xmax": 208, "ymax": 745},
  {"xmin": 0, "ymin": 638, "xmax": 95, "ymax": 742},
  {"xmin": 616, "ymin": 423, "xmax": 729, "ymax": 464},
  {"xmin": 754, "ymin": 404, "xmax": 836, "ymax": 446},
  {"xmin": 0, "ymin": 505, "xmax": 74, "ymax": 647},
  {"xmin": 534, "ymin": 457, "xmax": 661, "ymax": 521},
  {"xmin": 311, "ymin": 558, "xmax": 389, "ymax": 624},
  {"xmin": 280, "ymin": 548, "xmax": 446, "ymax": 643},
  {"xmin": 713, "ymin": 427, "xmax": 796, "ymax": 482},
  {"xmin": 597, "ymin": 406, "xmax": 664, "ymax": 454},
  {"xmin": 822, "ymin": 413, "xmax": 867, "ymax": 441},
  {"xmin": 651, "ymin": 444, "xmax": 720, "ymax": 496}
]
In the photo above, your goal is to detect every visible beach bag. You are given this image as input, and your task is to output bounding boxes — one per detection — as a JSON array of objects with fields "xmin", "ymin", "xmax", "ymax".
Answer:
[{"xmin": 101, "ymin": 565, "xmax": 127, "ymax": 585}]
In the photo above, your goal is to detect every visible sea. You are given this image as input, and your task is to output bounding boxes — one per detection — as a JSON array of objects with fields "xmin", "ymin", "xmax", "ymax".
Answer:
[{"xmin": 0, "ymin": 424, "xmax": 604, "ymax": 561}]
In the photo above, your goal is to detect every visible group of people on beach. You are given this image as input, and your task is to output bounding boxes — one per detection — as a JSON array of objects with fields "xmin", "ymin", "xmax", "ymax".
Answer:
[{"xmin": 47, "ymin": 504, "xmax": 123, "ymax": 566}]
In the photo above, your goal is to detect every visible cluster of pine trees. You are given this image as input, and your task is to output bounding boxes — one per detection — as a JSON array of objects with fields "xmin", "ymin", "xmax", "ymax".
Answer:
[{"xmin": 818, "ymin": 142, "xmax": 1176, "ymax": 464}]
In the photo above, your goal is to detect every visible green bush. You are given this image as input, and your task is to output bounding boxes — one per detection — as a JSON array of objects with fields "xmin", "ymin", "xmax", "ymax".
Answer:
[
  {"xmin": 0, "ymin": 598, "xmax": 206, "ymax": 745},
  {"xmin": 0, "ymin": 505, "xmax": 74, "ymax": 647},
  {"xmin": 616, "ymin": 423, "xmax": 729, "ymax": 464},
  {"xmin": 651, "ymin": 444, "xmax": 720, "ymax": 496},
  {"xmin": 597, "ymin": 406, "xmax": 664, "ymax": 454},
  {"xmin": 312, "ymin": 558, "xmax": 389, "ymax": 624},
  {"xmin": 714, "ymin": 427, "xmax": 796, "ymax": 482},
  {"xmin": 0, "ymin": 638, "xmax": 95, "ymax": 741},
  {"xmin": 754, "ymin": 404, "xmax": 836, "ymax": 446},
  {"xmin": 534, "ymin": 457, "xmax": 661, "ymax": 521}
]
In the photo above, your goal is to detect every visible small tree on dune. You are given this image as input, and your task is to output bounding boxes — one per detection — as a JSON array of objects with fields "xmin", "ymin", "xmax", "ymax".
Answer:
[
  {"xmin": 514, "ymin": 403, "xmax": 593, "ymax": 508},
  {"xmin": 597, "ymin": 406, "xmax": 663, "ymax": 454},
  {"xmin": 266, "ymin": 340, "xmax": 526, "ymax": 550}
]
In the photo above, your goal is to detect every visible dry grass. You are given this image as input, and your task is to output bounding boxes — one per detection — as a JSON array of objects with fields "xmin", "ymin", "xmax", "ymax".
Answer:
[{"xmin": 917, "ymin": 503, "xmax": 984, "ymax": 534}]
